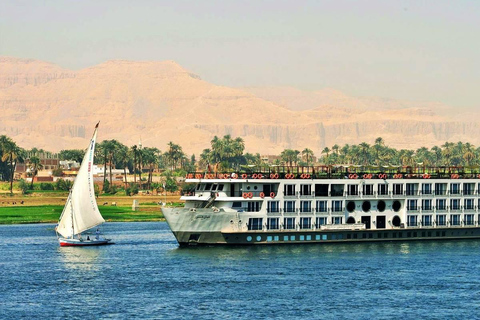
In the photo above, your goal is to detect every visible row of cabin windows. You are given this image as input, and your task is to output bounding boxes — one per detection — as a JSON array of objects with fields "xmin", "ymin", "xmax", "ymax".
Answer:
[
  {"xmin": 406, "ymin": 214, "xmax": 476, "ymax": 227},
  {"xmin": 407, "ymin": 199, "xmax": 478, "ymax": 211},
  {"xmin": 283, "ymin": 183, "xmax": 480, "ymax": 197},
  {"xmin": 268, "ymin": 200, "xmax": 343, "ymax": 213},
  {"xmin": 250, "ymin": 231, "xmax": 454, "ymax": 242},
  {"xmin": 249, "ymin": 214, "xmax": 480, "ymax": 230},
  {"xmin": 196, "ymin": 183, "xmax": 224, "ymax": 191},
  {"xmin": 235, "ymin": 201, "xmax": 343, "ymax": 213},
  {"xmin": 248, "ymin": 217, "xmax": 342, "ymax": 230}
]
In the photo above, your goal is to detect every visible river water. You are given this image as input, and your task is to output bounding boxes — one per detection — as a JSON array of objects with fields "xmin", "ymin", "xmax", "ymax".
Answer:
[{"xmin": 1, "ymin": 222, "xmax": 480, "ymax": 319}]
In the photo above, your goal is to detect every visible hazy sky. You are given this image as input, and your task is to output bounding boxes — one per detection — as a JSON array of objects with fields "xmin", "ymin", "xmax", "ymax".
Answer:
[{"xmin": 1, "ymin": 0, "xmax": 479, "ymax": 108}]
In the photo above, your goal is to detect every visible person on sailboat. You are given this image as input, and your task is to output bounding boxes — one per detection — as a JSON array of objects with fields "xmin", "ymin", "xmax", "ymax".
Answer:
[{"xmin": 95, "ymin": 228, "xmax": 100, "ymax": 240}]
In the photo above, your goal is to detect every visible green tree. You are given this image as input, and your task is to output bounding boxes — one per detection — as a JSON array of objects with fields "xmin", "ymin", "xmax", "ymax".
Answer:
[
  {"xmin": 280, "ymin": 149, "xmax": 300, "ymax": 166},
  {"xmin": 0, "ymin": 136, "xmax": 25, "ymax": 194},
  {"xmin": 59, "ymin": 149, "xmax": 84, "ymax": 163},
  {"xmin": 321, "ymin": 147, "xmax": 331, "ymax": 164},
  {"xmin": 302, "ymin": 148, "xmax": 314, "ymax": 165},
  {"xmin": 28, "ymin": 156, "xmax": 43, "ymax": 189}
]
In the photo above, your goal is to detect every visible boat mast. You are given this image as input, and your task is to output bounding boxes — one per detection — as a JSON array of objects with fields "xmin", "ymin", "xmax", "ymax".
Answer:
[{"xmin": 70, "ymin": 190, "xmax": 75, "ymax": 238}]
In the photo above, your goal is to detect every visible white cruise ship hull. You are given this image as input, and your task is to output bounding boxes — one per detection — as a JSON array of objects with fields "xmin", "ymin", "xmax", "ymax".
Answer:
[
  {"xmin": 163, "ymin": 207, "xmax": 480, "ymax": 246},
  {"xmin": 164, "ymin": 171, "xmax": 480, "ymax": 246}
]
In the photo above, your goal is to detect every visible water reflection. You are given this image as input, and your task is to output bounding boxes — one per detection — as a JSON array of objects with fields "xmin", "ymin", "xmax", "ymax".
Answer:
[
  {"xmin": 57, "ymin": 247, "xmax": 103, "ymax": 272},
  {"xmin": 399, "ymin": 243, "xmax": 411, "ymax": 255}
]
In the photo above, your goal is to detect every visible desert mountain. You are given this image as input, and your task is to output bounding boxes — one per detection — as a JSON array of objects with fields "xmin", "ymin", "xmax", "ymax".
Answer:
[{"xmin": 1, "ymin": 56, "xmax": 479, "ymax": 156}]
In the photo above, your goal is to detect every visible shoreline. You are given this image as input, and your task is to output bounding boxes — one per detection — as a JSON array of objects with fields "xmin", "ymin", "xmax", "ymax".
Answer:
[
  {"xmin": 0, "ymin": 193, "xmax": 180, "ymax": 225},
  {"xmin": 0, "ymin": 218, "xmax": 166, "ymax": 225}
]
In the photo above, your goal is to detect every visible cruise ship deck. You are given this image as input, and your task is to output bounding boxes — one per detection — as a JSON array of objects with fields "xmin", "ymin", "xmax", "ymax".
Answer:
[{"xmin": 163, "ymin": 165, "xmax": 480, "ymax": 246}]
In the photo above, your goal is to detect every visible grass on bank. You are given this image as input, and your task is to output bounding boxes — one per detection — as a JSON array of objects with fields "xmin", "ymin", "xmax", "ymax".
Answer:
[{"xmin": 0, "ymin": 205, "xmax": 165, "ymax": 224}]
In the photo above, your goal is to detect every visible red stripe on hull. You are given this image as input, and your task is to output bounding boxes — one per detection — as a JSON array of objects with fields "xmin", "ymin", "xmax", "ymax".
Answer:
[{"xmin": 59, "ymin": 240, "xmax": 113, "ymax": 247}]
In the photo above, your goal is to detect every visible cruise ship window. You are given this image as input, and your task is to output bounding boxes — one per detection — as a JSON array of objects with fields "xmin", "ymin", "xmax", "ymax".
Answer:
[
  {"xmin": 316, "ymin": 200, "xmax": 327, "ymax": 213},
  {"xmin": 316, "ymin": 217, "xmax": 327, "ymax": 226},
  {"xmin": 465, "ymin": 214, "xmax": 474, "ymax": 225},
  {"xmin": 422, "ymin": 183, "xmax": 432, "ymax": 195},
  {"xmin": 436, "ymin": 214, "xmax": 446, "ymax": 226},
  {"xmin": 284, "ymin": 184, "xmax": 296, "ymax": 196},
  {"xmin": 450, "ymin": 199, "xmax": 460, "ymax": 210},
  {"xmin": 393, "ymin": 184, "xmax": 403, "ymax": 195},
  {"xmin": 422, "ymin": 199, "xmax": 432, "ymax": 210},
  {"xmin": 435, "ymin": 183, "xmax": 447, "ymax": 195},
  {"xmin": 464, "ymin": 183, "xmax": 474, "ymax": 195},
  {"xmin": 267, "ymin": 218, "xmax": 279, "ymax": 230},
  {"xmin": 331, "ymin": 184, "xmax": 344, "ymax": 196},
  {"xmin": 300, "ymin": 184, "xmax": 311, "ymax": 196},
  {"xmin": 300, "ymin": 201, "xmax": 311, "ymax": 213},
  {"xmin": 407, "ymin": 215, "xmax": 417, "ymax": 227},
  {"xmin": 348, "ymin": 185, "xmax": 358, "ymax": 196},
  {"xmin": 332, "ymin": 200, "xmax": 342, "ymax": 212},
  {"xmin": 248, "ymin": 218, "xmax": 263, "ymax": 230},
  {"xmin": 315, "ymin": 184, "xmax": 329, "ymax": 197},
  {"xmin": 211, "ymin": 184, "xmax": 218, "ymax": 191},
  {"xmin": 232, "ymin": 202, "xmax": 242, "ymax": 208},
  {"xmin": 284, "ymin": 217, "xmax": 296, "ymax": 229},
  {"xmin": 422, "ymin": 215, "xmax": 432, "ymax": 226},
  {"xmin": 464, "ymin": 199, "xmax": 474, "ymax": 210},
  {"xmin": 436, "ymin": 199, "xmax": 446, "ymax": 210},
  {"xmin": 451, "ymin": 214, "xmax": 460, "ymax": 225},
  {"xmin": 205, "ymin": 183, "xmax": 212, "ymax": 191},
  {"xmin": 378, "ymin": 184, "xmax": 388, "ymax": 195},
  {"xmin": 407, "ymin": 200, "xmax": 417, "ymax": 210},
  {"xmin": 406, "ymin": 183, "xmax": 417, "ymax": 196},
  {"xmin": 217, "ymin": 184, "xmax": 224, "ymax": 191},
  {"xmin": 284, "ymin": 201, "xmax": 296, "ymax": 213},
  {"xmin": 196, "ymin": 184, "xmax": 202, "ymax": 191},
  {"xmin": 247, "ymin": 202, "xmax": 261, "ymax": 212},
  {"xmin": 450, "ymin": 183, "xmax": 460, "ymax": 195},
  {"xmin": 363, "ymin": 184, "xmax": 373, "ymax": 196},
  {"xmin": 300, "ymin": 217, "xmax": 311, "ymax": 229},
  {"xmin": 267, "ymin": 201, "xmax": 279, "ymax": 213}
]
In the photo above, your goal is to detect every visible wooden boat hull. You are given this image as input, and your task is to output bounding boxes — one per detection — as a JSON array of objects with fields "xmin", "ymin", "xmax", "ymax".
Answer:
[{"xmin": 58, "ymin": 238, "xmax": 113, "ymax": 247}]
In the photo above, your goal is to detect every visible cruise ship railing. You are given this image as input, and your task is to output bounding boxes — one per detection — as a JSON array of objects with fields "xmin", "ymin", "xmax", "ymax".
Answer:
[{"xmin": 185, "ymin": 165, "xmax": 480, "ymax": 181}]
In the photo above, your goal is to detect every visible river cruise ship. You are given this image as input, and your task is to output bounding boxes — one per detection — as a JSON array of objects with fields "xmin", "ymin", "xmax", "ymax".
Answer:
[{"xmin": 162, "ymin": 166, "xmax": 480, "ymax": 246}]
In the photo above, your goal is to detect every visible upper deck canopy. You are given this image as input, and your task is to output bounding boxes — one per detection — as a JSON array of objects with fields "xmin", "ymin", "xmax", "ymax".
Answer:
[{"xmin": 185, "ymin": 165, "xmax": 480, "ymax": 180}]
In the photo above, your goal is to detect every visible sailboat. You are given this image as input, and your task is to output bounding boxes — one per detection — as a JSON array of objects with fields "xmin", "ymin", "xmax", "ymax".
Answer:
[{"xmin": 56, "ymin": 122, "xmax": 113, "ymax": 247}]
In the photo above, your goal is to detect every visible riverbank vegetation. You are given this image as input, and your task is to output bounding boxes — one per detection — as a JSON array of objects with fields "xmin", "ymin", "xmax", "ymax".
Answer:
[
  {"xmin": 2, "ymin": 134, "xmax": 480, "ymax": 197},
  {"xmin": 0, "ymin": 205, "xmax": 164, "ymax": 224}
]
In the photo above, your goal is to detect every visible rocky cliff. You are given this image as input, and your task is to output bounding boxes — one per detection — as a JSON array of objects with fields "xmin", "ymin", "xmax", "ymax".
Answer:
[{"xmin": 0, "ymin": 57, "xmax": 478, "ymax": 155}]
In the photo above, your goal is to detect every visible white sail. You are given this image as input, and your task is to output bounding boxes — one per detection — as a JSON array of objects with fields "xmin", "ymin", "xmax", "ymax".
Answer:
[{"xmin": 56, "ymin": 126, "xmax": 104, "ymax": 238}]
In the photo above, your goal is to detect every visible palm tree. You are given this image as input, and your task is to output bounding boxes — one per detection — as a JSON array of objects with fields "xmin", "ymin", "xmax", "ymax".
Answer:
[
  {"xmin": 321, "ymin": 147, "xmax": 331, "ymax": 164},
  {"xmin": 302, "ymin": 148, "xmax": 314, "ymax": 165},
  {"xmin": 441, "ymin": 142, "xmax": 455, "ymax": 166},
  {"xmin": 131, "ymin": 145, "xmax": 138, "ymax": 183},
  {"xmin": 28, "ymin": 156, "xmax": 43, "ymax": 189},
  {"xmin": 462, "ymin": 142, "xmax": 475, "ymax": 166},
  {"xmin": 165, "ymin": 142, "xmax": 184, "ymax": 170},
  {"xmin": 280, "ymin": 149, "xmax": 300, "ymax": 166},
  {"xmin": 0, "ymin": 137, "xmax": 24, "ymax": 194},
  {"xmin": 431, "ymin": 146, "xmax": 442, "ymax": 166},
  {"xmin": 340, "ymin": 144, "xmax": 350, "ymax": 164},
  {"xmin": 373, "ymin": 137, "xmax": 385, "ymax": 166},
  {"xmin": 147, "ymin": 147, "xmax": 161, "ymax": 188},
  {"xmin": 116, "ymin": 144, "xmax": 130, "ymax": 189},
  {"xmin": 359, "ymin": 142, "xmax": 371, "ymax": 165},
  {"xmin": 400, "ymin": 150, "xmax": 415, "ymax": 166}
]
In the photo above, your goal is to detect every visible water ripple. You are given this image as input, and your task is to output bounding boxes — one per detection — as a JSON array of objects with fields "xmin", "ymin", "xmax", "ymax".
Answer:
[{"xmin": 1, "ymin": 222, "xmax": 480, "ymax": 319}]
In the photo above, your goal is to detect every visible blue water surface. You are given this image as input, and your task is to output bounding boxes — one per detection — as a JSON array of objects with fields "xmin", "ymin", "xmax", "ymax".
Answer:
[{"xmin": 1, "ymin": 222, "xmax": 480, "ymax": 319}]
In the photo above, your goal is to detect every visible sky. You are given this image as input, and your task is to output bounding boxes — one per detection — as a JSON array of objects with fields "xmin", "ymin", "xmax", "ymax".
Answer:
[{"xmin": 1, "ymin": 0, "xmax": 479, "ymax": 108}]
